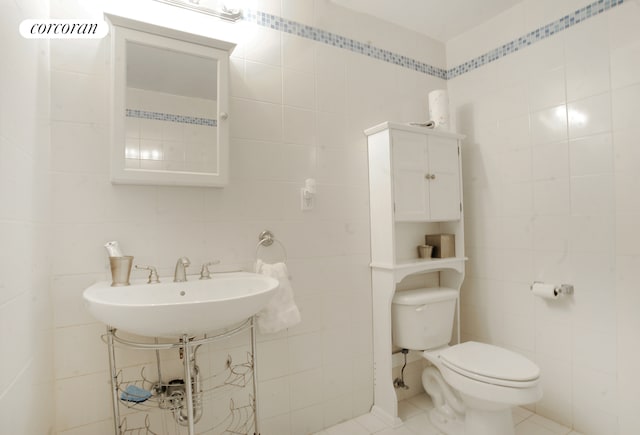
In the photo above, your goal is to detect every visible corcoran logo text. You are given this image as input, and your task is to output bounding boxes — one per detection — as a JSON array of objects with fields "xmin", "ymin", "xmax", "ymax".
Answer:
[{"xmin": 20, "ymin": 19, "xmax": 108, "ymax": 39}]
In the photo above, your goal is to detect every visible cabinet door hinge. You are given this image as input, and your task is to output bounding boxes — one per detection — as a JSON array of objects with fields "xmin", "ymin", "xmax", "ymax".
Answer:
[{"xmin": 460, "ymin": 202, "xmax": 462, "ymax": 212}]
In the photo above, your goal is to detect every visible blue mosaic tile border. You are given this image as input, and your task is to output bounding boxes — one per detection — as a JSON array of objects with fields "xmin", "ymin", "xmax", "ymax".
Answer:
[
  {"xmin": 245, "ymin": 0, "xmax": 624, "ymax": 80},
  {"xmin": 243, "ymin": 9, "xmax": 448, "ymax": 80},
  {"xmin": 447, "ymin": 0, "xmax": 624, "ymax": 79},
  {"xmin": 126, "ymin": 109, "xmax": 217, "ymax": 126}
]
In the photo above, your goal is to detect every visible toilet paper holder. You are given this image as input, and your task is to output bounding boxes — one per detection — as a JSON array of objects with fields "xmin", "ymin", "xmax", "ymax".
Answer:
[{"xmin": 530, "ymin": 281, "xmax": 574, "ymax": 296}]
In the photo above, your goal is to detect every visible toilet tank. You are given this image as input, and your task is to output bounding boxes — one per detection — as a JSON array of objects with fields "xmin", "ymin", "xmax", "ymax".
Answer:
[{"xmin": 391, "ymin": 287, "xmax": 458, "ymax": 350}]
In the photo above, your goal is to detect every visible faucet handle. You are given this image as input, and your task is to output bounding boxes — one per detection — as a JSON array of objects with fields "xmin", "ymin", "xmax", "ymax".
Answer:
[
  {"xmin": 135, "ymin": 265, "xmax": 160, "ymax": 284},
  {"xmin": 199, "ymin": 260, "xmax": 221, "ymax": 280}
]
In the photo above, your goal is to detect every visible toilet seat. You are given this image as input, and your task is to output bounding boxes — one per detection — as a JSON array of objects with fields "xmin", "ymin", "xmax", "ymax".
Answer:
[{"xmin": 438, "ymin": 342, "xmax": 540, "ymax": 388}]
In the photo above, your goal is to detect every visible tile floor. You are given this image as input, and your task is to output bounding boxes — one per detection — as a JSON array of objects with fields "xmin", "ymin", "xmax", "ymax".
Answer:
[{"xmin": 314, "ymin": 393, "xmax": 583, "ymax": 435}]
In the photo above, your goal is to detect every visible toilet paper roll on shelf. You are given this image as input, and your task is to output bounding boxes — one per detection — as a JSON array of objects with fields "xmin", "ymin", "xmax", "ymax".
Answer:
[
  {"xmin": 530, "ymin": 282, "xmax": 574, "ymax": 300},
  {"xmin": 428, "ymin": 89, "xmax": 449, "ymax": 130}
]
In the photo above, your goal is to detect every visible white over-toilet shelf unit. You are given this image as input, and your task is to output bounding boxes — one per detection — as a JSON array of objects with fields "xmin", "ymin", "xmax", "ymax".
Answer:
[{"xmin": 365, "ymin": 121, "xmax": 466, "ymax": 427}]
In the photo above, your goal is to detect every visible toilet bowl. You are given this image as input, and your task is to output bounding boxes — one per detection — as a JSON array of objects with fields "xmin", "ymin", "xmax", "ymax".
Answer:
[
  {"xmin": 422, "ymin": 342, "xmax": 542, "ymax": 435},
  {"xmin": 391, "ymin": 288, "xmax": 542, "ymax": 435}
]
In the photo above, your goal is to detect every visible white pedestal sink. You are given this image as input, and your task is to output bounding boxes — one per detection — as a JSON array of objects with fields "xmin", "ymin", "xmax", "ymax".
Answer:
[{"xmin": 83, "ymin": 271, "xmax": 279, "ymax": 338}]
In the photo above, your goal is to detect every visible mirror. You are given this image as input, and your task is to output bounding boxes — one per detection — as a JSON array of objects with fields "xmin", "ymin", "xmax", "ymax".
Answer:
[
  {"xmin": 125, "ymin": 43, "xmax": 219, "ymax": 174},
  {"xmin": 107, "ymin": 13, "xmax": 234, "ymax": 186}
]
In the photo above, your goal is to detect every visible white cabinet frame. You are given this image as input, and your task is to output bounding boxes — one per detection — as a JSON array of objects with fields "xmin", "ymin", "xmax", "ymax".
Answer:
[{"xmin": 365, "ymin": 122, "xmax": 466, "ymax": 427}]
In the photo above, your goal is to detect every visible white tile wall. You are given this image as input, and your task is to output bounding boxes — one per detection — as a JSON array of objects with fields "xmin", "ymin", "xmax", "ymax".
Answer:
[
  {"xmin": 449, "ymin": 1, "xmax": 640, "ymax": 434},
  {"xmin": 446, "ymin": 0, "xmax": 596, "ymax": 70},
  {"xmin": 0, "ymin": 1, "xmax": 53, "ymax": 434},
  {"xmin": 47, "ymin": 1, "xmax": 447, "ymax": 434},
  {"xmin": 6, "ymin": 0, "xmax": 637, "ymax": 433}
]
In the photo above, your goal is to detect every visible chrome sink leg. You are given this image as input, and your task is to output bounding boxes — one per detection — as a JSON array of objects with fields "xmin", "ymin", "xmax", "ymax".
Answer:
[
  {"xmin": 182, "ymin": 335, "xmax": 195, "ymax": 435},
  {"xmin": 251, "ymin": 316, "xmax": 260, "ymax": 435},
  {"xmin": 106, "ymin": 327, "xmax": 122, "ymax": 435}
]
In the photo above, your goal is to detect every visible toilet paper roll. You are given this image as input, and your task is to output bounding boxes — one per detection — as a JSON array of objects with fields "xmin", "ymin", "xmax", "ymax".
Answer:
[
  {"xmin": 530, "ymin": 282, "xmax": 559, "ymax": 300},
  {"xmin": 428, "ymin": 89, "xmax": 449, "ymax": 130}
]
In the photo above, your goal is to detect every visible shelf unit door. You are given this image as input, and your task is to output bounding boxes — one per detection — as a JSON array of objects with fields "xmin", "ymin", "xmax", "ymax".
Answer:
[
  {"xmin": 427, "ymin": 136, "xmax": 460, "ymax": 221},
  {"xmin": 392, "ymin": 130, "xmax": 429, "ymax": 221}
]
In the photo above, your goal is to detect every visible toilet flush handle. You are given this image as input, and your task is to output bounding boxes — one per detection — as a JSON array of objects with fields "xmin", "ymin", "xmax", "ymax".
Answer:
[{"xmin": 415, "ymin": 304, "xmax": 428, "ymax": 312}]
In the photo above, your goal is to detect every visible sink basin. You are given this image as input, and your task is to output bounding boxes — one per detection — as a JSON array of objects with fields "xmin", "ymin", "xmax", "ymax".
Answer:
[{"xmin": 83, "ymin": 272, "xmax": 279, "ymax": 338}]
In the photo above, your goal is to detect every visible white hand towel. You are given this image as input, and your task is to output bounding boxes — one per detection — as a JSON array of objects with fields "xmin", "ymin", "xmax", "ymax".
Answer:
[{"xmin": 255, "ymin": 260, "xmax": 301, "ymax": 334}]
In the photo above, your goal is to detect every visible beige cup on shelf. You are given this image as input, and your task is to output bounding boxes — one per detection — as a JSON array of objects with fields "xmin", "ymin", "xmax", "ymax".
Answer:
[
  {"xmin": 109, "ymin": 256, "xmax": 134, "ymax": 287},
  {"xmin": 418, "ymin": 245, "xmax": 433, "ymax": 259}
]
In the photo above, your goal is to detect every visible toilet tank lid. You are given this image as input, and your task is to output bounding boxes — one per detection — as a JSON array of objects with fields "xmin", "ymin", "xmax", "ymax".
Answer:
[{"xmin": 392, "ymin": 287, "xmax": 458, "ymax": 305}]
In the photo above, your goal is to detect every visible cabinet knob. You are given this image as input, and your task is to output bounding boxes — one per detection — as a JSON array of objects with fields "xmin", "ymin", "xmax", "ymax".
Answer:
[
  {"xmin": 219, "ymin": 112, "xmax": 229, "ymax": 120},
  {"xmin": 425, "ymin": 174, "xmax": 436, "ymax": 180}
]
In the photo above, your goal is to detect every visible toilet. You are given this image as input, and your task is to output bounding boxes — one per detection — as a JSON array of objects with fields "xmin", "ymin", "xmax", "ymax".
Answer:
[{"xmin": 391, "ymin": 288, "xmax": 542, "ymax": 435}]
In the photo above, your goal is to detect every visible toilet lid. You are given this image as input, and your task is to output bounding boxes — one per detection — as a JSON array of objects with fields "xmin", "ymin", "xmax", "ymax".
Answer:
[{"xmin": 439, "ymin": 342, "xmax": 540, "ymax": 386}]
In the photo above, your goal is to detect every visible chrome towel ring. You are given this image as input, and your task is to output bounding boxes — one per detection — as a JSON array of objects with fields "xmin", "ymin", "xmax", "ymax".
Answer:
[{"xmin": 255, "ymin": 230, "xmax": 288, "ymax": 263}]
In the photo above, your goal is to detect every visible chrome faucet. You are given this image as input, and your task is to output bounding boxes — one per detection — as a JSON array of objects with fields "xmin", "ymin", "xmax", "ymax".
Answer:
[
  {"xmin": 174, "ymin": 257, "xmax": 191, "ymax": 282},
  {"xmin": 199, "ymin": 260, "xmax": 221, "ymax": 280}
]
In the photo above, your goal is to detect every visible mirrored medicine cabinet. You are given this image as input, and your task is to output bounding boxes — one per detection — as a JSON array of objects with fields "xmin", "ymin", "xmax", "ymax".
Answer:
[{"xmin": 105, "ymin": 12, "xmax": 235, "ymax": 187}]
